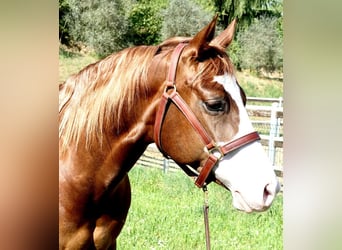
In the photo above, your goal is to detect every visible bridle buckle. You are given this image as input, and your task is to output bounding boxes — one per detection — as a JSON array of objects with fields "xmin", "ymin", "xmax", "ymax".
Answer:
[
  {"xmin": 164, "ymin": 83, "xmax": 177, "ymax": 94},
  {"xmin": 208, "ymin": 144, "xmax": 224, "ymax": 160}
]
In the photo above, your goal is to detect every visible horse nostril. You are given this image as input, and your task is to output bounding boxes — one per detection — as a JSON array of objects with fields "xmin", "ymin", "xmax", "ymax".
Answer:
[{"xmin": 263, "ymin": 183, "xmax": 275, "ymax": 206}]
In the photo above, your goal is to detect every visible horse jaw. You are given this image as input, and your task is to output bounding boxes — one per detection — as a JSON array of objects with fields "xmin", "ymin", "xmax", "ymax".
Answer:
[{"xmin": 213, "ymin": 72, "xmax": 280, "ymax": 212}]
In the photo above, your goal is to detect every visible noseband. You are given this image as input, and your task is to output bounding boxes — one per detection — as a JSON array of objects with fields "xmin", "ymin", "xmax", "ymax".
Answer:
[{"xmin": 154, "ymin": 43, "xmax": 260, "ymax": 188}]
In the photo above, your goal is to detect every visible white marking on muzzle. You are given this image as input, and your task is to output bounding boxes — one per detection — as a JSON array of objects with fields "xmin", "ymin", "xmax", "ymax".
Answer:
[{"xmin": 213, "ymin": 73, "xmax": 280, "ymax": 212}]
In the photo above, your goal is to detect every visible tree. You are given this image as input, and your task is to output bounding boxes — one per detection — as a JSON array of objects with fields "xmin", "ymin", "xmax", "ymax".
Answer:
[
  {"xmin": 127, "ymin": 1, "xmax": 166, "ymax": 45},
  {"xmin": 160, "ymin": 0, "xmax": 213, "ymax": 40},
  {"xmin": 59, "ymin": 0, "xmax": 70, "ymax": 45},
  {"xmin": 213, "ymin": 0, "xmax": 282, "ymax": 30},
  {"xmin": 65, "ymin": 0, "xmax": 131, "ymax": 57},
  {"xmin": 237, "ymin": 16, "xmax": 282, "ymax": 73}
]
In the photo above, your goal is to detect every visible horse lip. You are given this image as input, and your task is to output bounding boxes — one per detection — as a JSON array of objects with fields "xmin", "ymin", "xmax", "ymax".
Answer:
[
  {"xmin": 216, "ymin": 179, "xmax": 260, "ymax": 212},
  {"xmin": 232, "ymin": 191, "xmax": 254, "ymax": 213},
  {"xmin": 232, "ymin": 190, "xmax": 270, "ymax": 213}
]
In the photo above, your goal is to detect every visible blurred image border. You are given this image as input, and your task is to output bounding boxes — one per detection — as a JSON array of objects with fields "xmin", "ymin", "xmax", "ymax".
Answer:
[{"xmin": 1, "ymin": 0, "xmax": 341, "ymax": 249}]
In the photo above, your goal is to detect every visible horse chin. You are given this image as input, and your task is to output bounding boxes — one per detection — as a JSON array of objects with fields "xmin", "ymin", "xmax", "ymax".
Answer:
[
  {"xmin": 217, "ymin": 180, "xmax": 264, "ymax": 213},
  {"xmin": 231, "ymin": 190, "xmax": 268, "ymax": 213}
]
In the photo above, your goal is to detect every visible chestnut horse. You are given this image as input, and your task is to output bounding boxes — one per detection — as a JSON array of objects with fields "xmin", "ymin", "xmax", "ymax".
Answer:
[{"xmin": 59, "ymin": 17, "xmax": 280, "ymax": 249}]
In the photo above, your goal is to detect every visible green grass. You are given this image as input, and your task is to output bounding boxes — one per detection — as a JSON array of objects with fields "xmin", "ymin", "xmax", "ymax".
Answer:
[
  {"xmin": 59, "ymin": 46, "xmax": 99, "ymax": 82},
  {"xmin": 235, "ymin": 71, "xmax": 283, "ymax": 98},
  {"xmin": 117, "ymin": 166, "xmax": 283, "ymax": 250}
]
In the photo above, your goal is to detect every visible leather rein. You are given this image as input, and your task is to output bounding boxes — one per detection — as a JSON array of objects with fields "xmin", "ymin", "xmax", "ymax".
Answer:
[{"xmin": 154, "ymin": 42, "xmax": 260, "ymax": 188}]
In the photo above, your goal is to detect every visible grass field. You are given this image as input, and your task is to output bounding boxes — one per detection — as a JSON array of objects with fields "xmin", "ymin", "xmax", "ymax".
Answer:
[
  {"xmin": 117, "ymin": 166, "xmax": 283, "ymax": 250},
  {"xmin": 59, "ymin": 46, "xmax": 99, "ymax": 82}
]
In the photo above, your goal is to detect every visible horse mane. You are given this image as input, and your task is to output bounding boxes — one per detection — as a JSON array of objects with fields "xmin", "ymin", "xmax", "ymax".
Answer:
[
  {"xmin": 59, "ymin": 37, "xmax": 235, "ymax": 152},
  {"xmin": 59, "ymin": 45, "xmax": 161, "ymax": 151}
]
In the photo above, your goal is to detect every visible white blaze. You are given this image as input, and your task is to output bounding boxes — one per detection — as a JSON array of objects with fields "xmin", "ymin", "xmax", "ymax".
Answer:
[
  {"xmin": 214, "ymin": 73, "xmax": 254, "ymax": 137},
  {"xmin": 213, "ymin": 73, "xmax": 279, "ymax": 212}
]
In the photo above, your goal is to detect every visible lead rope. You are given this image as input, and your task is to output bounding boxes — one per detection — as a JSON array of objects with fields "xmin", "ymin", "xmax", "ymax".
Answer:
[{"xmin": 203, "ymin": 185, "xmax": 211, "ymax": 250}]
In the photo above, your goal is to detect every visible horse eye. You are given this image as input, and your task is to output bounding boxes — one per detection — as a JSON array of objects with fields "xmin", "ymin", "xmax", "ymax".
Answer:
[{"xmin": 204, "ymin": 100, "xmax": 226, "ymax": 113}]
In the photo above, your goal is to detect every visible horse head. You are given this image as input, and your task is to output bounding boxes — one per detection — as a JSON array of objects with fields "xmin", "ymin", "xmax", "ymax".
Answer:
[{"xmin": 150, "ymin": 17, "xmax": 280, "ymax": 213}]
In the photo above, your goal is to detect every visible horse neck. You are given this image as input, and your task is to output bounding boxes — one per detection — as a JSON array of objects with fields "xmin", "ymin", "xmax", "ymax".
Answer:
[
  {"xmin": 103, "ymin": 62, "xmax": 167, "ymax": 172},
  {"xmin": 96, "ymin": 77, "xmax": 164, "ymax": 170},
  {"xmin": 110, "ymin": 48, "xmax": 170, "ymax": 146}
]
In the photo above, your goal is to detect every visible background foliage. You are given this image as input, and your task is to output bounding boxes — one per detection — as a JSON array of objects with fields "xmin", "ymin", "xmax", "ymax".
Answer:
[
  {"xmin": 237, "ymin": 16, "xmax": 283, "ymax": 73},
  {"xmin": 127, "ymin": 0, "xmax": 166, "ymax": 45},
  {"xmin": 59, "ymin": 0, "xmax": 283, "ymax": 72},
  {"xmin": 64, "ymin": 0, "xmax": 130, "ymax": 57},
  {"xmin": 160, "ymin": 0, "xmax": 212, "ymax": 40}
]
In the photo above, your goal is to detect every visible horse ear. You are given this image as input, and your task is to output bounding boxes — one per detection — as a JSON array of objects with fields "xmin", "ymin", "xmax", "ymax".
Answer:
[
  {"xmin": 186, "ymin": 15, "xmax": 218, "ymax": 58},
  {"xmin": 210, "ymin": 18, "xmax": 237, "ymax": 49}
]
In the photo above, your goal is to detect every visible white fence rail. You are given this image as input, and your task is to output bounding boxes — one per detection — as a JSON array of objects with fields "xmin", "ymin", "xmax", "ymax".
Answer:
[
  {"xmin": 136, "ymin": 97, "xmax": 283, "ymax": 181},
  {"xmin": 246, "ymin": 97, "xmax": 283, "ymax": 179}
]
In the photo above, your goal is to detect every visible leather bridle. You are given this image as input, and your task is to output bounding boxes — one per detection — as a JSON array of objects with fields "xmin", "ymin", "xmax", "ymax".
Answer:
[{"xmin": 154, "ymin": 43, "xmax": 260, "ymax": 188}]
